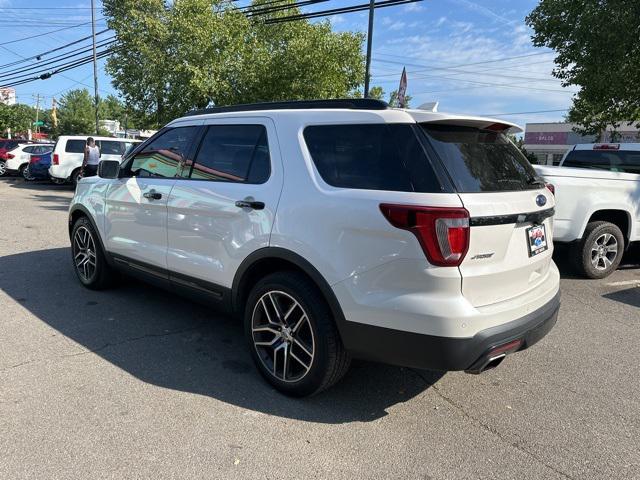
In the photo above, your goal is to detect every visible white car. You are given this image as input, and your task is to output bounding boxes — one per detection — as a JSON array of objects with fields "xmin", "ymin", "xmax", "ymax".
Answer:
[
  {"xmin": 68, "ymin": 99, "xmax": 560, "ymax": 396},
  {"xmin": 534, "ymin": 143, "xmax": 640, "ymax": 278},
  {"xmin": 2, "ymin": 143, "xmax": 54, "ymax": 178},
  {"xmin": 48, "ymin": 136, "xmax": 141, "ymax": 185}
]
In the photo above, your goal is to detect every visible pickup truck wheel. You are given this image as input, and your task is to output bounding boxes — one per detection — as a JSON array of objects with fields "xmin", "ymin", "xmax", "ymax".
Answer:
[
  {"xmin": 573, "ymin": 221, "xmax": 624, "ymax": 279},
  {"xmin": 245, "ymin": 271, "xmax": 351, "ymax": 397}
]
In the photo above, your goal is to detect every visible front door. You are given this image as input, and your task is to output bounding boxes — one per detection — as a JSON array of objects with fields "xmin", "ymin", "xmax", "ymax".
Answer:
[{"xmin": 103, "ymin": 125, "xmax": 202, "ymax": 270}]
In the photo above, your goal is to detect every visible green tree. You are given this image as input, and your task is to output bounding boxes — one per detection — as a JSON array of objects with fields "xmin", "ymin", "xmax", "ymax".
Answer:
[
  {"xmin": 103, "ymin": 0, "xmax": 365, "ymax": 127},
  {"xmin": 388, "ymin": 89, "xmax": 412, "ymax": 108},
  {"xmin": 526, "ymin": 0, "xmax": 640, "ymax": 135},
  {"xmin": 56, "ymin": 89, "xmax": 95, "ymax": 135},
  {"xmin": 0, "ymin": 103, "xmax": 39, "ymax": 137}
]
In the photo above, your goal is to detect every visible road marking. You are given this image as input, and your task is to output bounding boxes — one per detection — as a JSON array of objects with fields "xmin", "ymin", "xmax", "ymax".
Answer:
[{"xmin": 606, "ymin": 280, "xmax": 640, "ymax": 287}]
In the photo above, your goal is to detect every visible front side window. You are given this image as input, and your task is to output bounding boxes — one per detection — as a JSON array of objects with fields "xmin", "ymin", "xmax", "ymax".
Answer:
[
  {"xmin": 303, "ymin": 123, "xmax": 444, "ymax": 192},
  {"xmin": 129, "ymin": 127, "xmax": 199, "ymax": 178},
  {"xmin": 65, "ymin": 139, "xmax": 86, "ymax": 153},
  {"xmin": 189, "ymin": 125, "xmax": 270, "ymax": 183},
  {"xmin": 99, "ymin": 140, "xmax": 125, "ymax": 156},
  {"xmin": 421, "ymin": 124, "xmax": 539, "ymax": 193}
]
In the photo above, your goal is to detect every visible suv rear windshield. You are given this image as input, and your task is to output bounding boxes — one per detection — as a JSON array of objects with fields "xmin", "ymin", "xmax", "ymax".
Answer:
[
  {"xmin": 0, "ymin": 140, "xmax": 20, "ymax": 151},
  {"xmin": 562, "ymin": 149, "xmax": 640, "ymax": 174},
  {"xmin": 420, "ymin": 124, "xmax": 539, "ymax": 193},
  {"xmin": 303, "ymin": 124, "xmax": 444, "ymax": 193}
]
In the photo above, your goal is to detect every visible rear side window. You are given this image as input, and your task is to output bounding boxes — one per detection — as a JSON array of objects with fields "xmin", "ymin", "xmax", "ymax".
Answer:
[
  {"xmin": 421, "ymin": 125, "xmax": 538, "ymax": 193},
  {"xmin": 189, "ymin": 125, "xmax": 270, "ymax": 183},
  {"xmin": 303, "ymin": 124, "xmax": 443, "ymax": 192},
  {"xmin": 130, "ymin": 126, "xmax": 199, "ymax": 178},
  {"xmin": 99, "ymin": 140, "xmax": 125, "ymax": 155},
  {"xmin": 563, "ymin": 149, "xmax": 640, "ymax": 174},
  {"xmin": 65, "ymin": 140, "xmax": 86, "ymax": 153}
]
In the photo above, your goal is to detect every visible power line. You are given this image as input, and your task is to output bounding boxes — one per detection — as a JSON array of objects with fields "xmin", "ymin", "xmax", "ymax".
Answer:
[{"xmin": 0, "ymin": 20, "xmax": 104, "ymax": 46}]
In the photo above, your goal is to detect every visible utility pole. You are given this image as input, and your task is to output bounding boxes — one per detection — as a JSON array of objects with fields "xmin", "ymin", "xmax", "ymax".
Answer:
[
  {"xmin": 34, "ymin": 94, "xmax": 40, "ymax": 137},
  {"xmin": 363, "ymin": 0, "xmax": 375, "ymax": 98},
  {"xmin": 90, "ymin": 0, "xmax": 99, "ymax": 135}
]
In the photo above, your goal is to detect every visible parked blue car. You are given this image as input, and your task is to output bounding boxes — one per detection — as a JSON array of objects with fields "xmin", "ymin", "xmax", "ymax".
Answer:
[{"xmin": 23, "ymin": 152, "xmax": 58, "ymax": 182}]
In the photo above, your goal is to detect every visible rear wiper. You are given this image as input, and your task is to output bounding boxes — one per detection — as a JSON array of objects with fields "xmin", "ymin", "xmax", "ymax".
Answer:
[{"xmin": 527, "ymin": 177, "xmax": 545, "ymax": 187}]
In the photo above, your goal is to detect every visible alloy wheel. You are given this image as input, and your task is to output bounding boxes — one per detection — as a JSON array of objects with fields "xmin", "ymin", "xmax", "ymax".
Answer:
[
  {"xmin": 22, "ymin": 166, "xmax": 35, "ymax": 181},
  {"xmin": 0, "ymin": 160, "xmax": 6, "ymax": 176},
  {"xmin": 251, "ymin": 290, "xmax": 315, "ymax": 383},
  {"xmin": 73, "ymin": 226, "xmax": 97, "ymax": 281},
  {"xmin": 590, "ymin": 233, "xmax": 618, "ymax": 271}
]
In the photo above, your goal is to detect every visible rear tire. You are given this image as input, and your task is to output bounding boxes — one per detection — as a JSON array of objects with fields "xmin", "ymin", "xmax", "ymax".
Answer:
[
  {"xmin": 0, "ymin": 160, "xmax": 7, "ymax": 177},
  {"xmin": 21, "ymin": 165, "xmax": 35, "ymax": 181},
  {"xmin": 244, "ymin": 271, "xmax": 351, "ymax": 397},
  {"xmin": 71, "ymin": 168, "xmax": 83, "ymax": 186},
  {"xmin": 572, "ymin": 221, "xmax": 624, "ymax": 279},
  {"xmin": 71, "ymin": 216, "xmax": 116, "ymax": 290}
]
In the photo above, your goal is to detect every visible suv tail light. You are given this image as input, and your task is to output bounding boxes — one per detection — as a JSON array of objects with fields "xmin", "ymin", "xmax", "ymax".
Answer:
[
  {"xmin": 53, "ymin": 153, "xmax": 59, "ymax": 165},
  {"xmin": 545, "ymin": 183, "xmax": 555, "ymax": 195},
  {"xmin": 380, "ymin": 204, "xmax": 470, "ymax": 266},
  {"xmin": 6, "ymin": 153, "xmax": 14, "ymax": 159}
]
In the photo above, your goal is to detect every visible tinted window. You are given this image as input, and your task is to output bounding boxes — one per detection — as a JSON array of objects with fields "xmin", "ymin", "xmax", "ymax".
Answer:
[
  {"xmin": 2, "ymin": 141, "xmax": 20, "ymax": 151},
  {"xmin": 130, "ymin": 127, "xmax": 198, "ymax": 178},
  {"xmin": 303, "ymin": 124, "xmax": 443, "ymax": 192},
  {"xmin": 65, "ymin": 139, "xmax": 86, "ymax": 153},
  {"xmin": 99, "ymin": 140, "xmax": 125, "ymax": 156},
  {"xmin": 563, "ymin": 149, "xmax": 640, "ymax": 174},
  {"xmin": 23, "ymin": 146, "xmax": 36, "ymax": 153},
  {"xmin": 421, "ymin": 125, "xmax": 538, "ymax": 193},
  {"xmin": 189, "ymin": 125, "xmax": 270, "ymax": 183}
]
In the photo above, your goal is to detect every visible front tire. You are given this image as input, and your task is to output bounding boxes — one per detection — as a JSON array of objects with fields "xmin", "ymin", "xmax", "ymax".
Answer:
[
  {"xmin": 244, "ymin": 272, "xmax": 350, "ymax": 397},
  {"xmin": 573, "ymin": 221, "xmax": 624, "ymax": 279},
  {"xmin": 71, "ymin": 216, "xmax": 116, "ymax": 290}
]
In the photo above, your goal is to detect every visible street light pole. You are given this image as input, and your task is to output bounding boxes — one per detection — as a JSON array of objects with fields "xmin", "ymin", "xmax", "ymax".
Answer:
[
  {"xmin": 90, "ymin": 0, "xmax": 99, "ymax": 135},
  {"xmin": 363, "ymin": 0, "xmax": 375, "ymax": 98}
]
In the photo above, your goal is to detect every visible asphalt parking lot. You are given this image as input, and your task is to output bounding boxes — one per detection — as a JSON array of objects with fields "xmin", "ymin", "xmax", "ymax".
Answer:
[{"xmin": 1, "ymin": 176, "xmax": 639, "ymax": 480}]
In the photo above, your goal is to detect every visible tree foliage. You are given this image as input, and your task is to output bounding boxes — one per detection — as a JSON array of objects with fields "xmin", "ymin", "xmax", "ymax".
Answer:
[
  {"xmin": 56, "ymin": 89, "xmax": 96, "ymax": 135},
  {"xmin": 103, "ymin": 0, "xmax": 365, "ymax": 127},
  {"xmin": 526, "ymin": 0, "xmax": 640, "ymax": 135},
  {"xmin": 366, "ymin": 86, "xmax": 412, "ymax": 107}
]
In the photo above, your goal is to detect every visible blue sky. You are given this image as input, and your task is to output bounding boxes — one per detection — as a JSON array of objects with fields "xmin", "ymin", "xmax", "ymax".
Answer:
[{"xmin": 0, "ymin": 0, "xmax": 575, "ymax": 128}]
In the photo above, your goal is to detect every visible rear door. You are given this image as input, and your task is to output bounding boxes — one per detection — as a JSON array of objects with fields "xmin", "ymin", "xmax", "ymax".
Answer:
[
  {"xmin": 421, "ymin": 124, "xmax": 555, "ymax": 307},
  {"xmin": 166, "ymin": 118, "xmax": 282, "ymax": 290}
]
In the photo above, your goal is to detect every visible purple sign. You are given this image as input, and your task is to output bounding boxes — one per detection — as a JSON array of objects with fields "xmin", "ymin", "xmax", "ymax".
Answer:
[{"xmin": 524, "ymin": 132, "xmax": 569, "ymax": 145}]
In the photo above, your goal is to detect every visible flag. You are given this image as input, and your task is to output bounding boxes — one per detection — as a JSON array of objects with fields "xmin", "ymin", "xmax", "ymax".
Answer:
[
  {"xmin": 51, "ymin": 98, "xmax": 58, "ymax": 128},
  {"xmin": 397, "ymin": 67, "xmax": 408, "ymax": 108}
]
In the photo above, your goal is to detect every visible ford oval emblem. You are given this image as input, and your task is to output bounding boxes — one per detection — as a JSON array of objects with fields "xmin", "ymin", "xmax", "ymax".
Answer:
[{"xmin": 536, "ymin": 194, "xmax": 547, "ymax": 207}]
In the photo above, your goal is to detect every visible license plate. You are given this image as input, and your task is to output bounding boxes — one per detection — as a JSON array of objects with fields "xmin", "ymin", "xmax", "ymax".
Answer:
[{"xmin": 526, "ymin": 224, "xmax": 548, "ymax": 257}]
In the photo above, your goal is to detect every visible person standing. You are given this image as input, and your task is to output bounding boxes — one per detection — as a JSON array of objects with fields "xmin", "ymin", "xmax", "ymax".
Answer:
[{"xmin": 82, "ymin": 137, "xmax": 101, "ymax": 178}]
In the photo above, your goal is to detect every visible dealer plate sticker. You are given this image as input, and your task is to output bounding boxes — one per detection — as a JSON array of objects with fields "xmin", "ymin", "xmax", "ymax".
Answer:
[{"xmin": 526, "ymin": 224, "xmax": 548, "ymax": 257}]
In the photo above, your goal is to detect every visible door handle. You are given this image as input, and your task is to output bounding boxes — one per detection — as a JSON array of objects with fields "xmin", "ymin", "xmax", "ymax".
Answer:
[
  {"xmin": 235, "ymin": 199, "xmax": 265, "ymax": 210},
  {"xmin": 143, "ymin": 189, "xmax": 162, "ymax": 200}
]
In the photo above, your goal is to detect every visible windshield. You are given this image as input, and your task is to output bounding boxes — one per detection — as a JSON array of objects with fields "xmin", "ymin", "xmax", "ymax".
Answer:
[{"xmin": 420, "ymin": 124, "xmax": 540, "ymax": 193}]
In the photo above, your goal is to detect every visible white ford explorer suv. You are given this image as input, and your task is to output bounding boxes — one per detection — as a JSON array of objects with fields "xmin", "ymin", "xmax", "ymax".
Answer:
[{"xmin": 68, "ymin": 99, "xmax": 560, "ymax": 396}]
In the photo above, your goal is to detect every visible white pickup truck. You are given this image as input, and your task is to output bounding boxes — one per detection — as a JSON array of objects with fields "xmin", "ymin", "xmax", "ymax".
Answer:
[{"xmin": 533, "ymin": 143, "xmax": 640, "ymax": 278}]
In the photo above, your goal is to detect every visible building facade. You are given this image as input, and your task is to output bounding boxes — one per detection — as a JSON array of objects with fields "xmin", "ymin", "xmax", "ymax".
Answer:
[{"xmin": 524, "ymin": 122, "xmax": 640, "ymax": 165}]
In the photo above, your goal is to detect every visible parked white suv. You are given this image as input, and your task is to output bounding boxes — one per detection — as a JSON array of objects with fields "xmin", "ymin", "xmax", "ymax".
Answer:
[
  {"xmin": 534, "ymin": 143, "xmax": 640, "ymax": 278},
  {"xmin": 68, "ymin": 99, "xmax": 560, "ymax": 396},
  {"xmin": 49, "ymin": 135, "xmax": 141, "ymax": 185}
]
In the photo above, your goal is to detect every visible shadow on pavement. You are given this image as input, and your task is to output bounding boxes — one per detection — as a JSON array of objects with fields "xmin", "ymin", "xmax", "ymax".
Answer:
[
  {"xmin": 0, "ymin": 176, "xmax": 72, "ymax": 192},
  {"xmin": 0, "ymin": 247, "xmax": 442, "ymax": 424},
  {"xmin": 603, "ymin": 286, "xmax": 640, "ymax": 309}
]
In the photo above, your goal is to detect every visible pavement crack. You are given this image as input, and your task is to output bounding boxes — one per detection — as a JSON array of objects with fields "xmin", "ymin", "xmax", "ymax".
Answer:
[
  {"xmin": 0, "ymin": 359, "xmax": 35, "ymax": 373},
  {"xmin": 64, "ymin": 323, "xmax": 207, "ymax": 358},
  {"xmin": 410, "ymin": 368, "xmax": 577, "ymax": 480},
  {"xmin": 563, "ymin": 290, "xmax": 632, "ymax": 327}
]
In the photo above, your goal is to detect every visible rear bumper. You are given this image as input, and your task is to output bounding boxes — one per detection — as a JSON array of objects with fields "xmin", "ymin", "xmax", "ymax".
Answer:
[{"xmin": 340, "ymin": 291, "xmax": 560, "ymax": 372}]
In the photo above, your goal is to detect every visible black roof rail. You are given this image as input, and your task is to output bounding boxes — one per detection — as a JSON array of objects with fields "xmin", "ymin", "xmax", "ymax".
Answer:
[{"xmin": 185, "ymin": 98, "xmax": 389, "ymax": 116}]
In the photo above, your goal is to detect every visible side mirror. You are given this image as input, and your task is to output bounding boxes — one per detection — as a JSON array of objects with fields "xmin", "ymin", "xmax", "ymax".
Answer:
[{"xmin": 98, "ymin": 160, "xmax": 120, "ymax": 179}]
